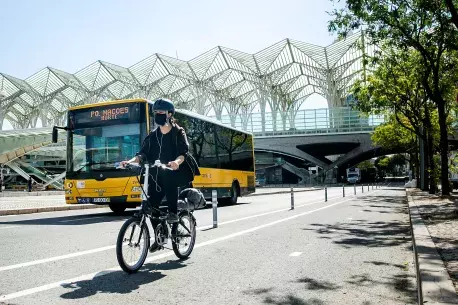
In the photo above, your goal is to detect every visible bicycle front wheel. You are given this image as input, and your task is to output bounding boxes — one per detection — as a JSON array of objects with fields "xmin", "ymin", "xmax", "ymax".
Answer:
[
  {"xmin": 172, "ymin": 213, "xmax": 196, "ymax": 259},
  {"xmin": 116, "ymin": 217, "xmax": 150, "ymax": 273}
]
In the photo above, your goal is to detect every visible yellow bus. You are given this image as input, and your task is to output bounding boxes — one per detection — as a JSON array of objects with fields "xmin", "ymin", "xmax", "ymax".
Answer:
[{"xmin": 53, "ymin": 98, "xmax": 255, "ymax": 213}]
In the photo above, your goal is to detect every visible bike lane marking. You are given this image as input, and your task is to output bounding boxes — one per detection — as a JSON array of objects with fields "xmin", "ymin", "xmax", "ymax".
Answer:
[
  {"xmin": 0, "ymin": 197, "xmax": 330, "ymax": 272},
  {"xmin": 0, "ymin": 196, "xmax": 358, "ymax": 301}
]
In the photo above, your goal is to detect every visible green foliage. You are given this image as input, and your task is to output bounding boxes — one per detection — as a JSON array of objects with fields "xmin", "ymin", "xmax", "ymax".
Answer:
[
  {"xmin": 374, "ymin": 154, "xmax": 407, "ymax": 176},
  {"xmin": 328, "ymin": 0, "xmax": 458, "ymax": 193},
  {"xmin": 357, "ymin": 160, "xmax": 373, "ymax": 170},
  {"xmin": 371, "ymin": 116, "xmax": 416, "ymax": 153}
]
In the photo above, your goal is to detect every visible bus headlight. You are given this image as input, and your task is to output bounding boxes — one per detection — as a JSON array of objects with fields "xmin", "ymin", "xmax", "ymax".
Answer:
[
  {"xmin": 67, "ymin": 182, "xmax": 73, "ymax": 188},
  {"xmin": 131, "ymin": 186, "xmax": 142, "ymax": 192}
]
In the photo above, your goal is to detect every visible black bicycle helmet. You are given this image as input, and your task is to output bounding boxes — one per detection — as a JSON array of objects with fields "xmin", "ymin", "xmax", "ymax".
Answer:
[{"xmin": 153, "ymin": 98, "xmax": 175, "ymax": 115}]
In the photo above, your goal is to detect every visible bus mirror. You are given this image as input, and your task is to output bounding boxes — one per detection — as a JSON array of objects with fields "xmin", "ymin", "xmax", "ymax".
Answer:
[{"xmin": 52, "ymin": 126, "xmax": 58, "ymax": 143}]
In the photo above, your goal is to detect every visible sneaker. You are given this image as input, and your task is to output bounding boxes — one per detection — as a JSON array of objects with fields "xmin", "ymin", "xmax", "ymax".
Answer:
[{"xmin": 167, "ymin": 213, "xmax": 179, "ymax": 223}]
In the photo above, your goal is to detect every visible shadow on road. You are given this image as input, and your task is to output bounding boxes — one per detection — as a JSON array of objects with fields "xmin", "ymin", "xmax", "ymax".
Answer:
[
  {"xmin": 304, "ymin": 190, "xmax": 411, "ymax": 249},
  {"xmin": 345, "ymin": 273, "xmax": 417, "ymax": 304},
  {"xmin": 243, "ymin": 277, "xmax": 339, "ymax": 304},
  {"xmin": 0, "ymin": 211, "xmax": 137, "ymax": 227},
  {"xmin": 0, "ymin": 200, "xmax": 251, "ymax": 227},
  {"xmin": 294, "ymin": 277, "xmax": 340, "ymax": 290},
  {"xmin": 60, "ymin": 259, "xmax": 188, "ymax": 300},
  {"xmin": 303, "ymin": 219, "xmax": 411, "ymax": 249}
]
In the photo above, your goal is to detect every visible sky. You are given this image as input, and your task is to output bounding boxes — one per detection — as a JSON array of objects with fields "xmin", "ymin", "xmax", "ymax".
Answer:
[{"xmin": 0, "ymin": 0, "xmax": 342, "ymax": 129}]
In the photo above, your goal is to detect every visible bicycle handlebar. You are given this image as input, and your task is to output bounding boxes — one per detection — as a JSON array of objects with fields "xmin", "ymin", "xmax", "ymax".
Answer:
[{"xmin": 120, "ymin": 160, "xmax": 174, "ymax": 171}]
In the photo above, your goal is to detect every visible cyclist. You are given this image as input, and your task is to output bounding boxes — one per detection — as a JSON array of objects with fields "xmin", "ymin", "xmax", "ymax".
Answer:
[{"xmin": 121, "ymin": 98, "xmax": 198, "ymax": 224}]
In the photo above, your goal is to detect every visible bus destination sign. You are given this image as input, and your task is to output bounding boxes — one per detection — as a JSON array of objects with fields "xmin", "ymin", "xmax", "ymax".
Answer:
[
  {"xmin": 90, "ymin": 106, "xmax": 129, "ymax": 121},
  {"xmin": 71, "ymin": 103, "xmax": 141, "ymax": 127}
]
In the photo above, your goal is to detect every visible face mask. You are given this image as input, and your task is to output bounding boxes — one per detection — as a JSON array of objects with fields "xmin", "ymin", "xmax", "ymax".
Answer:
[{"xmin": 154, "ymin": 113, "xmax": 168, "ymax": 126}]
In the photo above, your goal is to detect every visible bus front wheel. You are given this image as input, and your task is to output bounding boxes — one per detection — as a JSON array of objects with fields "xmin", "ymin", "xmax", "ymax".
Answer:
[{"xmin": 109, "ymin": 204, "xmax": 126, "ymax": 214}]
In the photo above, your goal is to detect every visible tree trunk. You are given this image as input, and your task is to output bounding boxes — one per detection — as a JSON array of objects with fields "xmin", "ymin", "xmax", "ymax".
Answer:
[
  {"xmin": 422, "ymin": 131, "xmax": 430, "ymax": 192},
  {"xmin": 437, "ymin": 101, "xmax": 450, "ymax": 195},
  {"xmin": 427, "ymin": 132, "xmax": 436, "ymax": 194},
  {"xmin": 424, "ymin": 109, "xmax": 436, "ymax": 194}
]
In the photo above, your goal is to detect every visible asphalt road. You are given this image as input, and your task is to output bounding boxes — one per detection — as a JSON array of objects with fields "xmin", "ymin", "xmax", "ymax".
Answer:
[{"xmin": 0, "ymin": 185, "xmax": 416, "ymax": 305}]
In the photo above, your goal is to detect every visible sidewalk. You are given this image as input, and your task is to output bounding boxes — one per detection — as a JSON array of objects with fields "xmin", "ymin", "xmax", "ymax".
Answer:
[
  {"xmin": 0, "ymin": 195, "xmax": 107, "ymax": 216},
  {"xmin": 407, "ymin": 189, "xmax": 458, "ymax": 303},
  {"xmin": 0, "ymin": 191, "xmax": 65, "ymax": 197}
]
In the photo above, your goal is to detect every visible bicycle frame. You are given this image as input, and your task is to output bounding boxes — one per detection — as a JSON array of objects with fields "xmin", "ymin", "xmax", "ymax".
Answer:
[{"xmin": 132, "ymin": 162, "xmax": 194, "ymax": 248}]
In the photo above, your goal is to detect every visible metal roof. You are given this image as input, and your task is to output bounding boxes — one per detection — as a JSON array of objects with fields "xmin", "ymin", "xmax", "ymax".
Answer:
[{"xmin": 0, "ymin": 31, "xmax": 372, "ymax": 130}]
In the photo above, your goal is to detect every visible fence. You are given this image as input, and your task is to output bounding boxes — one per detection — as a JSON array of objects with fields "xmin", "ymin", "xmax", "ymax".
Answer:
[{"xmin": 213, "ymin": 107, "xmax": 385, "ymax": 136}]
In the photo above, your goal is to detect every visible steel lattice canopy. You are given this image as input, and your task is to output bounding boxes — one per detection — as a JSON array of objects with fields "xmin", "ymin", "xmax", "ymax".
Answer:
[{"xmin": 0, "ymin": 31, "xmax": 371, "ymax": 129}]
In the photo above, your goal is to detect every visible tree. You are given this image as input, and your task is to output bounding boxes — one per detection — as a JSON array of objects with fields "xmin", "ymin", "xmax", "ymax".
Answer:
[
  {"xmin": 329, "ymin": 0, "xmax": 458, "ymax": 194},
  {"xmin": 350, "ymin": 46, "xmax": 441, "ymax": 192},
  {"xmin": 357, "ymin": 160, "xmax": 373, "ymax": 170},
  {"xmin": 370, "ymin": 116, "xmax": 420, "ymax": 181},
  {"xmin": 371, "ymin": 116, "xmax": 416, "ymax": 154},
  {"xmin": 445, "ymin": 0, "xmax": 458, "ymax": 29}
]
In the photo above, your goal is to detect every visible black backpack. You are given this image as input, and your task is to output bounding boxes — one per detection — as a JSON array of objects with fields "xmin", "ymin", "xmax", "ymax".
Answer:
[{"xmin": 170, "ymin": 124, "xmax": 201, "ymax": 186}]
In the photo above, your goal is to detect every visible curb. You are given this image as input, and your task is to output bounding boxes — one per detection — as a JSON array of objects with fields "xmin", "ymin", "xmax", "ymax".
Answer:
[
  {"xmin": 406, "ymin": 189, "xmax": 458, "ymax": 304},
  {"xmin": 0, "ymin": 191, "xmax": 65, "ymax": 198},
  {"xmin": 0, "ymin": 204, "xmax": 109, "ymax": 216},
  {"xmin": 246, "ymin": 188, "xmax": 323, "ymax": 197}
]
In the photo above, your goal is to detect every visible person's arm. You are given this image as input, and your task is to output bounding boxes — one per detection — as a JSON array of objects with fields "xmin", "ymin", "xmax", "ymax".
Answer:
[{"xmin": 169, "ymin": 128, "xmax": 189, "ymax": 169}]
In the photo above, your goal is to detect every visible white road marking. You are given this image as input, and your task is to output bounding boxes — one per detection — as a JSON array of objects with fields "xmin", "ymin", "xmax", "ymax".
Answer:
[
  {"xmin": 0, "ymin": 189, "xmax": 381, "ymax": 274},
  {"xmin": 0, "ymin": 198, "xmax": 324, "ymax": 272},
  {"xmin": 0, "ymin": 197, "xmax": 354, "ymax": 301},
  {"xmin": 0, "ymin": 245, "xmax": 116, "ymax": 272},
  {"xmin": 0, "ymin": 226, "xmax": 20, "ymax": 230},
  {"xmin": 58, "ymin": 216, "xmax": 108, "ymax": 223},
  {"xmin": 289, "ymin": 252, "xmax": 303, "ymax": 257},
  {"xmin": 196, "ymin": 198, "xmax": 326, "ymax": 230}
]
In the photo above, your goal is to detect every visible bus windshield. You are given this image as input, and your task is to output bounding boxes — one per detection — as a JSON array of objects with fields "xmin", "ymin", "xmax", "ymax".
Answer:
[
  {"xmin": 67, "ymin": 102, "xmax": 146, "ymax": 174},
  {"xmin": 71, "ymin": 124, "xmax": 141, "ymax": 173}
]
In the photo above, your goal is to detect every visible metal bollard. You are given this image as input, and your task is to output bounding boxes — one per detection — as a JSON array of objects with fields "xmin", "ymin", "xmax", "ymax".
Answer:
[
  {"xmin": 362, "ymin": 184, "xmax": 364, "ymax": 193},
  {"xmin": 290, "ymin": 187, "xmax": 294, "ymax": 210},
  {"xmin": 343, "ymin": 184, "xmax": 345, "ymax": 197},
  {"xmin": 212, "ymin": 190, "xmax": 218, "ymax": 228},
  {"xmin": 354, "ymin": 184, "xmax": 356, "ymax": 195},
  {"xmin": 368, "ymin": 184, "xmax": 370, "ymax": 191},
  {"xmin": 372, "ymin": 184, "xmax": 374, "ymax": 190},
  {"xmin": 325, "ymin": 186, "xmax": 328, "ymax": 202}
]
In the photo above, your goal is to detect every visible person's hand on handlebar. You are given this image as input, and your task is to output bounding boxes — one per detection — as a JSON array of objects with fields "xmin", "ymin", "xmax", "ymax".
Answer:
[
  {"xmin": 120, "ymin": 156, "xmax": 139, "ymax": 168},
  {"xmin": 167, "ymin": 160, "xmax": 180, "ymax": 170}
]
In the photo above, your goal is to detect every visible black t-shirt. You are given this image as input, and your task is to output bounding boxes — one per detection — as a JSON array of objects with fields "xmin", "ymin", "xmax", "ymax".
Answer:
[
  {"xmin": 156, "ymin": 129, "xmax": 175, "ymax": 164},
  {"xmin": 136, "ymin": 124, "xmax": 189, "ymax": 164}
]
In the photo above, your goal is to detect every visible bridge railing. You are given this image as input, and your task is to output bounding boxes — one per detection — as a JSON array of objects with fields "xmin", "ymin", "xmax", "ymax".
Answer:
[{"xmin": 213, "ymin": 107, "xmax": 385, "ymax": 136}]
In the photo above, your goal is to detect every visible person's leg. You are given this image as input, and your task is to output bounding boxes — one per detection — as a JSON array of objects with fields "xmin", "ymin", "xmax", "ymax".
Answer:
[
  {"xmin": 163, "ymin": 171, "xmax": 180, "ymax": 223},
  {"xmin": 146, "ymin": 175, "xmax": 167, "ymax": 251}
]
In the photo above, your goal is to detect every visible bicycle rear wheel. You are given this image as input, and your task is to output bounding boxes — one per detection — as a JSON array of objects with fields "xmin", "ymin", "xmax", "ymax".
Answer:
[
  {"xmin": 116, "ymin": 217, "xmax": 150, "ymax": 273},
  {"xmin": 172, "ymin": 213, "xmax": 196, "ymax": 259}
]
